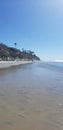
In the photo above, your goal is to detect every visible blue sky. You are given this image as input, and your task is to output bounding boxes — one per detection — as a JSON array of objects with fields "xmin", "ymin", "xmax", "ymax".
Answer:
[{"xmin": 0, "ymin": 0, "xmax": 63, "ymax": 60}]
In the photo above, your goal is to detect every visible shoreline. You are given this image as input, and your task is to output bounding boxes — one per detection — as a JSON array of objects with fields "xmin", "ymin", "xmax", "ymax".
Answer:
[{"xmin": 0, "ymin": 60, "xmax": 33, "ymax": 69}]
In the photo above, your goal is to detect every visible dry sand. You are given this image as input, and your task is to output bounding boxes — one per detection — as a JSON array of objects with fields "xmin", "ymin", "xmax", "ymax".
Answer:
[{"xmin": 0, "ymin": 61, "xmax": 32, "ymax": 69}]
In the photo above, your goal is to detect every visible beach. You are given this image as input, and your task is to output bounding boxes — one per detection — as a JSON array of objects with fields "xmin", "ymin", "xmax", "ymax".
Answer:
[
  {"xmin": 0, "ymin": 62, "xmax": 63, "ymax": 130},
  {"xmin": 0, "ymin": 60, "xmax": 33, "ymax": 69}
]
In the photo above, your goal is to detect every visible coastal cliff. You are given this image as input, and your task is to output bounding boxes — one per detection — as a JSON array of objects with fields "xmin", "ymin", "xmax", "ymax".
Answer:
[{"xmin": 0, "ymin": 43, "xmax": 40, "ymax": 61}]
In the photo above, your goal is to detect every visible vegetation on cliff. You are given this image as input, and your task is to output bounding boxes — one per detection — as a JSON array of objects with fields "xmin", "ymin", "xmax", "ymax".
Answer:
[{"xmin": 0, "ymin": 43, "xmax": 40, "ymax": 61}]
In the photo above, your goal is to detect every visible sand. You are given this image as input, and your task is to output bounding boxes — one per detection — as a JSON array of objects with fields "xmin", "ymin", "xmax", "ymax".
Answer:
[
  {"xmin": 0, "ymin": 60, "xmax": 33, "ymax": 69},
  {"xmin": 0, "ymin": 62, "xmax": 63, "ymax": 130}
]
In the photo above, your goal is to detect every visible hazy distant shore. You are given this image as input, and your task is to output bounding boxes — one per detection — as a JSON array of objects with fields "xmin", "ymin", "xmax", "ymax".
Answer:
[{"xmin": 0, "ymin": 60, "xmax": 33, "ymax": 69}]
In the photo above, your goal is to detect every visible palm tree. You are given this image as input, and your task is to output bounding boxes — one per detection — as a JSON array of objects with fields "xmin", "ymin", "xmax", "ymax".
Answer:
[{"xmin": 14, "ymin": 43, "xmax": 17, "ymax": 49}]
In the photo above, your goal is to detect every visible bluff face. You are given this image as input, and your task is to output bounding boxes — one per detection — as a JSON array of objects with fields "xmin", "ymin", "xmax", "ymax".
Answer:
[{"xmin": 0, "ymin": 43, "xmax": 40, "ymax": 61}]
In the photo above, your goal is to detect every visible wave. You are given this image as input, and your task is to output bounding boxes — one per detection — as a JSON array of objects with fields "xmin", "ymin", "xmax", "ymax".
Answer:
[{"xmin": 38, "ymin": 61, "xmax": 63, "ymax": 72}]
